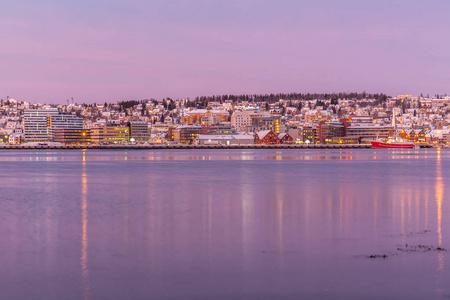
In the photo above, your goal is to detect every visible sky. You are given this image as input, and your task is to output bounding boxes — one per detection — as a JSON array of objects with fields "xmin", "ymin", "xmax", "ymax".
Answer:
[{"xmin": 1, "ymin": 0, "xmax": 450, "ymax": 103}]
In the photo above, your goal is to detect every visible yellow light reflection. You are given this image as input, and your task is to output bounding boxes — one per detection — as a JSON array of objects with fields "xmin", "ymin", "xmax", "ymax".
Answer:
[
  {"xmin": 436, "ymin": 149, "xmax": 444, "ymax": 272},
  {"xmin": 81, "ymin": 151, "xmax": 90, "ymax": 300},
  {"xmin": 275, "ymin": 183, "xmax": 284, "ymax": 268}
]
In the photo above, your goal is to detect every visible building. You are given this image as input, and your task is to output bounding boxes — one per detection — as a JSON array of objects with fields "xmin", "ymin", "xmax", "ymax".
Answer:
[
  {"xmin": 23, "ymin": 109, "xmax": 84, "ymax": 142},
  {"xmin": 128, "ymin": 121, "xmax": 149, "ymax": 141},
  {"xmin": 345, "ymin": 126, "xmax": 393, "ymax": 141},
  {"xmin": 90, "ymin": 126, "xmax": 129, "ymax": 144},
  {"xmin": 23, "ymin": 108, "xmax": 59, "ymax": 142},
  {"xmin": 304, "ymin": 110, "xmax": 331, "ymax": 124},
  {"xmin": 249, "ymin": 115, "xmax": 285, "ymax": 134},
  {"xmin": 317, "ymin": 121, "xmax": 345, "ymax": 144},
  {"xmin": 182, "ymin": 109, "xmax": 229, "ymax": 125},
  {"xmin": 398, "ymin": 129, "xmax": 427, "ymax": 143},
  {"xmin": 194, "ymin": 134, "xmax": 254, "ymax": 145},
  {"xmin": 8, "ymin": 133, "xmax": 23, "ymax": 145},
  {"xmin": 301, "ymin": 126, "xmax": 317, "ymax": 143},
  {"xmin": 0, "ymin": 132, "xmax": 9, "ymax": 144},
  {"xmin": 278, "ymin": 133, "xmax": 293, "ymax": 144},
  {"xmin": 53, "ymin": 129, "xmax": 91, "ymax": 144},
  {"xmin": 254, "ymin": 130, "xmax": 280, "ymax": 144},
  {"xmin": 206, "ymin": 125, "xmax": 237, "ymax": 135},
  {"xmin": 231, "ymin": 111, "xmax": 253, "ymax": 131},
  {"xmin": 173, "ymin": 125, "xmax": 203, "ymax": 144},
  {"xmin": 50, "ymin": 113, "xmax": 84, "ymax": 138}
]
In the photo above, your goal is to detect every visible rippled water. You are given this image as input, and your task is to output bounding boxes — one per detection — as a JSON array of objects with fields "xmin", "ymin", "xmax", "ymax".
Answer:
[{"xmin": 0, "ymin": 149, "xmax": 448, "ymax": 300}]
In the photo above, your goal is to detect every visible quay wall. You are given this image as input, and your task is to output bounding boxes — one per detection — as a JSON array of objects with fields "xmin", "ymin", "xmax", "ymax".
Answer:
[{"xmin": 0, "ymin": 144, "xmax": 373, "ymax": 150}]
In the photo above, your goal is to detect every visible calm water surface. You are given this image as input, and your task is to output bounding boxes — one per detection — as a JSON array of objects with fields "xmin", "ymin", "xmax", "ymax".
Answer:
[{"xmin": 0, "ymin": 149, "xmax": 449, "ymax": 300}]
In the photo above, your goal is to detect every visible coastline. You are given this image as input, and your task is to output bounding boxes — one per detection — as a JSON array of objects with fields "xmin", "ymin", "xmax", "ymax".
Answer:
[{"xmin": 0, "ymin": 144, "xmax": 387, "ymax": 150}]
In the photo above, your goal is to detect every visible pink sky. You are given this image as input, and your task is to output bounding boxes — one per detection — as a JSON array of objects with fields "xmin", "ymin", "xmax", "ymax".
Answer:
[{"xmin": 1, "ymin": 0, "xmax": 450, "ymax": 103}]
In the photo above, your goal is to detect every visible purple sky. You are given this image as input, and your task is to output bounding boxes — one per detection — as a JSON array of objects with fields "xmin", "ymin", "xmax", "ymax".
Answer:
[{"xmin": 1, "ymin": 0, "xmax": 450, "ymax": 103}]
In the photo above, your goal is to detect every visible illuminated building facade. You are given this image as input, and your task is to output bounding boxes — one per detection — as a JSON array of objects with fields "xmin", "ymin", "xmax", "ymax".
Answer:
[
  {"xmin": 173, "ymin": 125, "xmax": 203, "ymax": 144},
  {"xmin": 127, "ymin": 121, "xmax": 149, "ymax": 141},
  {"xmin": 301, "ymin": 126, "xmax": 317, "ymax": 143},
  {"xmin": 24, "ymin": 109, "xmax": 84, "ymax": 142},
  {"xmin": 23, "ymin": 108, "xmax": 59, "ymax": 142},
  {"xmin": 345, "ymin": 126, "xmax": 392, "ymax": 141},
  {"xmin": 182, "ymin": 109, "xmax": 229, "ymax": 125},
  {"xmin": 317, "ymin": 121, "xmax": 345, "ymax": 144},
  {"xmin": 54, "ymin": 129, "xmax": 91, "ymax": 144},
  {"xmin": 90, "ymin": 126, "xmax": 129, "ymax": 144},
  {"xmin": 249, "ymin": 115, "xmax": 284, "ymax": 134}
]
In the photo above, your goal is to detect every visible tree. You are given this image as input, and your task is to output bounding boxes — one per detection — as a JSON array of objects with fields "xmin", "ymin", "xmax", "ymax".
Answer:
[{"xmin": 141, "ymin": 102, "xmax": 146, "ymax": 116}]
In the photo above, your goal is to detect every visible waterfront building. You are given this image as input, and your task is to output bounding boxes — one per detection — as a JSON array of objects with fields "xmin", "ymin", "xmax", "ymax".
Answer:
[
  {"xmin": 23, "ymin": 108, "xmax": 59, "ymax": 142},
  {"xmin": 194, "ymin": 134, "xmax": 254, "ymax": 145},
  {"xmin": 317, "ymin": 121, "xmax": 345, "ymax": 144},
  {"xmin": 278, "ymin": 132, "xmax": 294, "ymax": 144},
  {"xmin": 90, "ymin": 126, "xmax": 129, "ymax": 144},
  {"xmin": 23, "ymin": 109, "xmax": 83, "ymax": 142},
  {"xmin": 53, "ymin": 129, "xmax": 91, "ymax": 144},
  {"xmin": 0, "ymin": 132, "xmax": 9, "ymax": 144},
  {"xmin": 127, "ymin": 121, "xmax": 150, "ymax": 141},
  {"xmin": 8, "ymin": 133, "xmax": 23, "ymax": 145},
  {"xmin": 254, "ymin": 130, "xmax": 280, "ymax": 144},
  {"xmin": 173, "ymin": 125, "xmax": 203, "ymax": 144},
  {"xmin": 301, "ymin": 126, "xmax": 317, "ymax": 144},
  {"xmin": 286, "ymin": 125, "xmax": 301, "ymax": 141},
  {"xmin": 345, "ymin": 126, "xmax": 392, "ymax": 141}
]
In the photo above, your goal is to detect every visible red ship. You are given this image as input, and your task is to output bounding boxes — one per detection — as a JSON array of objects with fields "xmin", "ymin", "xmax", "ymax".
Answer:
[
  {"xmin": 370, "ymin": 140, "xmax": 414, "ymax": 149},
  {"xmin": 370, "ymin": 108, "xmax": 415, "ymax": 149}
]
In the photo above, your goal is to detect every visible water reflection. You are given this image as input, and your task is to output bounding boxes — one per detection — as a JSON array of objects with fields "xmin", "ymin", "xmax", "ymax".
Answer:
[
  {"xmin": 0, "ymin": 149, "xmax": 438, "ymax": 162},
  {"xmin": 275, "ymin": 176, "xmax": 284, "ymax": 269},
  {"xmin": 1, "ymin": 149, "xmax": 450, "ymax": 300},
  {"xmin": 81, "ymin": 151, "xmax": 90, "ymax": 300},
  {"xmin": 436, "ymin": 149, "xmax": 444, "ymax": 274}
]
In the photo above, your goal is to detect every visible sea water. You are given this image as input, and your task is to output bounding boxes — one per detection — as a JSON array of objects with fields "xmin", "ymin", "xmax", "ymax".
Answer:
[{"xmin": 0, "ymin": 149, "xmax": 448, "ymax": 299}]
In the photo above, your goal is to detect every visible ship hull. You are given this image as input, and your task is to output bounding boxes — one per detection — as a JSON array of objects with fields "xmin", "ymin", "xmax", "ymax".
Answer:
[{"xmin": 370, "ymin": 141, "xmax": 414, "ymax": 149}]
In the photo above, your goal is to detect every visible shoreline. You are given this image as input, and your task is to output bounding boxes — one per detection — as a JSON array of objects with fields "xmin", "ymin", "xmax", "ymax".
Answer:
[{"xmin": 0, "ymin": 144, "xmax": 434, "ymax": 150}]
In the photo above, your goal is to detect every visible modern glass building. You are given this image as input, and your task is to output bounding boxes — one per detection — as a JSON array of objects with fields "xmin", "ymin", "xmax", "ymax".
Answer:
[
  {"xmin": 23, "ymin": 109, "xmax": 84, "ymax": 142},
  {"xmin": 23, "ymin": 109, "xmax": 59, "ymax": 142}
]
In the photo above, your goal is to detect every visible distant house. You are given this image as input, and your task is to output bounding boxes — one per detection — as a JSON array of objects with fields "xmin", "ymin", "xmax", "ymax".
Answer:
[
  {"xmin": 278, "ymin": 133, "xmax": 293, "ymax": 144},
  {"xmin": 254, "ymin": 130, "xmax": 280, "ymax": 144},
  {"xmin": 399, "ymin": 129, "xmax": 427, "ymax": 143}
]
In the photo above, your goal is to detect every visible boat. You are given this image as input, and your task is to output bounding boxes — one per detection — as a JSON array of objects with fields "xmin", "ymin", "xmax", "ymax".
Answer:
[
  {"xmin": 370, "ymin": 107, "xmax": 414, "ymax": 149},
  {"xmin": 370, "ymin": 138, "xmax": 414, "ymax": 149}
]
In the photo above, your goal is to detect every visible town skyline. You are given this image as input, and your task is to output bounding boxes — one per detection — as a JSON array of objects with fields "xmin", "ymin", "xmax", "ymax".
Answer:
[{"xmin": 1, "ymin": 92, "xmax": 448, "ymax": 148}]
